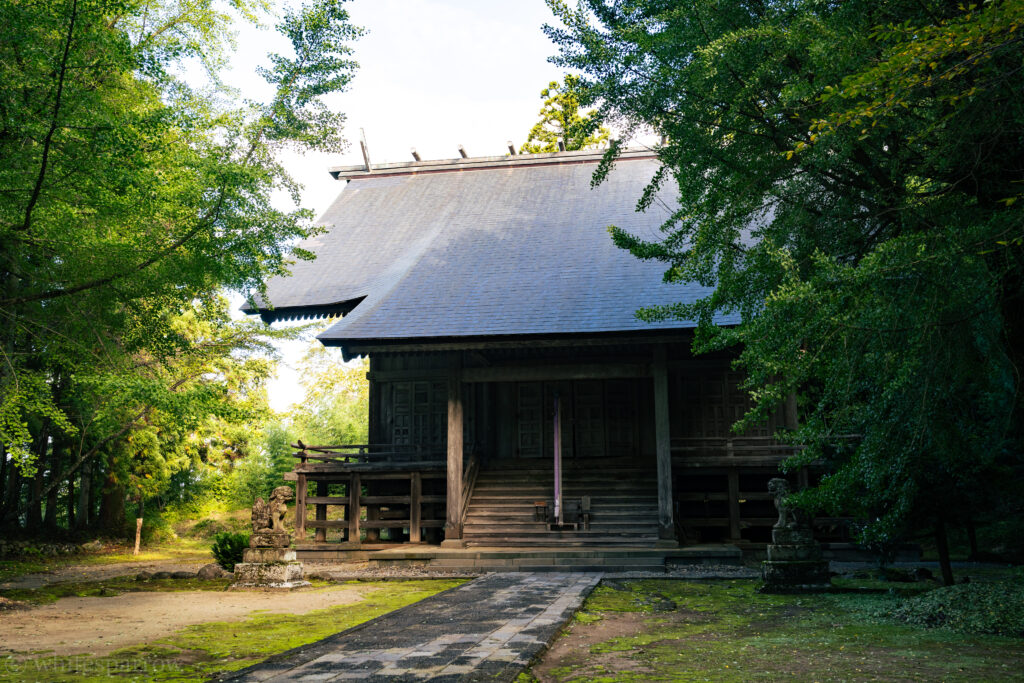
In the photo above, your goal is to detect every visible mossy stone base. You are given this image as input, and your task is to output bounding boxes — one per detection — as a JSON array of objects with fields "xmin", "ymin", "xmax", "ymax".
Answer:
[
  {"xmin": 760, "ymin": 559, "xmax": 831, "ymax": 593},
  {"xmin": 767, "ymin": 544, "xmax": 822, "ymax": 562},
  {"xmin": 771, "ymin": 528, "xmax": 815, "ymax": 545},
  {"xmin": 250, "ymin": 531, "xmax": 290, "ymax": 548},
  {"xmin": 232, "ymin": 561, "xmax": 309, "ymax": 590},
  {"xmin": 243, "ymin": 548, "xmax": 296, "ymax": 563}
]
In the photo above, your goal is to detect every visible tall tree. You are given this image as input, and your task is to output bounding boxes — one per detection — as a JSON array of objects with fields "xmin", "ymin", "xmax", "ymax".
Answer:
[
  {"xmin": 520, "ymin": 74, "xmax": 610, "ymax": 153},
  {"xmin": 0, "ymin": 0, "xmax": 361, "ymax": 531},
  {"xmin": 547, "ymin": 0, "xmax": 1024, "ymax": 581}
]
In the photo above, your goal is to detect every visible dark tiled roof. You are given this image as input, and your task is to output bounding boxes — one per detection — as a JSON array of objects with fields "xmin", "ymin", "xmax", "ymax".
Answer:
[{"xmin": 248, "ymin": 150, "xmax": 739, "ymax": 349}]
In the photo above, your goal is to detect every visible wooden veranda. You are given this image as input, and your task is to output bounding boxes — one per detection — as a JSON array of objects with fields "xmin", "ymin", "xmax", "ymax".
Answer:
[{"xmin": 284, "ymin": 442, "xmax": 478, "ymax": 546}]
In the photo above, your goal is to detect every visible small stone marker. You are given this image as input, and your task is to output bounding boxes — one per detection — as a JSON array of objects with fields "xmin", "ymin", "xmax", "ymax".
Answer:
[
  {"xmin": 233, "ymin": 486, "xmax": 310, "ymax": 590},
  {"xmin": 760, "ymin": 478, "xmax": 831, "ymax": 593}
]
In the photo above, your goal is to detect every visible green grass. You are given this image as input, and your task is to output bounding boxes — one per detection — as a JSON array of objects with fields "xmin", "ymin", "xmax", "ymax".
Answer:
[
  {"xmin": 0, "ymin": 579, "xmax": 465, "ymax": 682},
  {"xmin": 533, "ymin": 578, "xmax": 1024, "ymax": 682}
]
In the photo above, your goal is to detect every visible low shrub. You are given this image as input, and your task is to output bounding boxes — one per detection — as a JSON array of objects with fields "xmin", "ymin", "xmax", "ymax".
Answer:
[
  {"xmin": 211, "ymin": 531, "xmax": 249, "ymax": 572},
  {"xmin": 886, "ymin": 580, "xmax": 1024, "ymax": 636}
]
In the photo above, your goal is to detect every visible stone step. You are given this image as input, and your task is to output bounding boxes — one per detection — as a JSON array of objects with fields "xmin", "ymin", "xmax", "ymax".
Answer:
[
  {"xmin": 463, "ymin": 538, "xmax": 659, "ymax": 547},
  {"xmin": 462, "ymin": 524, "xmax": 655, "ymax": 532},
  {"xmin": 427, "ymin": 557, "xmax": 666, "ymax": 571},
  {"xmin": 468, "ymin": 501, "xmax": 659, "ymax": 511}
]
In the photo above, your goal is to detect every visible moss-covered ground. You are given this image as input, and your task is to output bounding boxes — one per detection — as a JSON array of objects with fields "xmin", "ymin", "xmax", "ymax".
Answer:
[
  {"xmin": 0, "ymin": 574, "xmax": 235, "ymax": 605},
  {"xmin": 0, "ymin": 542, "xmax": 213, "ymax": 583},
  {"xmin": 527, "ymin": 579, "xmax": 1024, "ymax": 682},
  {"xmin": 0, "ymin": 579, "xmax": 464, "ymax": 682}
]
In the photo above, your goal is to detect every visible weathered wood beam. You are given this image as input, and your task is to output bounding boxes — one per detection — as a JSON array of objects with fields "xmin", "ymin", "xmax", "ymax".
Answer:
[
  {"xmin": 463, "ymin": 363, "xmax": 650, "ymax": 383},
  {"xmin": 442, "ymin": 368, "xmax": 465, "ymax": 547},
  {"xmin": 727, "ymin": 470, "xmax": 742, "ymax": 541},
  {"xmin": 410, "ymin": 471, "xmax": 422, "ymax": 543},
  {"xmin": 295, "ymin": 473, "xmax": 307, "ymax": 540},
  {"xmin": 347, "ymin": 473, "xmax": 361, "ymax": 545},
  {"xmin": 367, "ymin": 362, "xmax": 652, "ymax": 384},
  {"xmin": 653, "ymin": 345, "xmax": 677, "ymax": 545},
  {"xmin": 315, "ymin": 480, "xmax": 328, "ymax": 543},
  {"xmin": 343, "ymin": 333, "xmax": 693, "ymax": 356}
]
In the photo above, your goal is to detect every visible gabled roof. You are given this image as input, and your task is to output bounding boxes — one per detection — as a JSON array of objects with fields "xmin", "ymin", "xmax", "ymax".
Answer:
[{"xmin": 246, "ymin": 149, "xmax": 739, "ymax": 354}]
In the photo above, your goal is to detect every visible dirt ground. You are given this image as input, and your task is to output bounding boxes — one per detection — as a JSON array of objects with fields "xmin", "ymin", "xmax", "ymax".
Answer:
[{"xmin": 0, "ymin": 585, "xmax": 371, "ymax": 656}]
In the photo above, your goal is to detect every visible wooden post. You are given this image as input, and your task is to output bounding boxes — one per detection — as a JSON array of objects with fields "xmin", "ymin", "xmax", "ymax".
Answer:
[
  {"xmin": 315, "ymin": 480, "xmax": 328, "ymax": 543},
  {"xmin": 410, "ymin": 472, "xmax": 422, "ymax": 543},
  {"xmin": 727, "ymin": 469, "xmax": 742, "ymax": 542},
  {"xmin": 347, "ymin": 473, "xmax": 361, "ymax": 545},
  {"xmin": 442, "ymin": 369, "xmax": 465, "ymax": 547},
  {"xmin": 365, "ymin": 504, "xmax": 380, "ymax": 542},
  {"xmin": 653, "ymin": 345, "xmax": 677, "ymax": 545},
  {"xmin": 295, "ymin": 473, "xmax": 307, "ymax": 540}
]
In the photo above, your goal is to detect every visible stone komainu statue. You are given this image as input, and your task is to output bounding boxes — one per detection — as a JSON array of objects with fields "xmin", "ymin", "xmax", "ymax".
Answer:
[
  {"xmin": 768, "ymin": 477, "xmax": 799, "ymax": 530},
  {"xmin": 252, "ymin": 486, "xmax": 294, "ymax": 533}
]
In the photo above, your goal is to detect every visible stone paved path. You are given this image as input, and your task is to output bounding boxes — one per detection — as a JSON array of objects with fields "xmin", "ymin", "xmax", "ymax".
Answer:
[{"xmin": 227, "ymin": 572, "xmax": 602, "ymax": 682}]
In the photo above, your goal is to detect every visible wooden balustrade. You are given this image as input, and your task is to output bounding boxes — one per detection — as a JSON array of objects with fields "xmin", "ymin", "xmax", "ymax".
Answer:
[{"xmin": 288, "ymin": 442, "xmax": 447, "ymax": 545}]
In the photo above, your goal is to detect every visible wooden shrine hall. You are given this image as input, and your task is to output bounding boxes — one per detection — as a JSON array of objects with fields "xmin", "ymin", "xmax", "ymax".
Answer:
[{"xmin": 247, "ymin": 149, "xmax": 830, "ymax": 561}]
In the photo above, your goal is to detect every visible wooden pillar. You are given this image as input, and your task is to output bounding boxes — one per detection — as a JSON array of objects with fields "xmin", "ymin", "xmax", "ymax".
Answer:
[
  {"xmin": 295, "ymin": 474, "xmax": 307, "ymax": 540},
  {"xmin": 442, "ymin": 368, "xmax": 465, "ymax": 547},
  {"xmin": 727, "ymin": 469, "xmax": 742, "ymax": 542},
  {"xmin": 365, "ymin": 504, "xmax": 380, "ymax": 542},
  {"xmin": 410, "ymin": 472, "xmax": 422, "ymax": 543},
  {"xmin": 315, "ymin": 480, "xmax": 328, "ymax": 542},
  {"xmin": 347, "ymin": 473, "xmax": 361, "ymax": 546},
  {"xmin": 653, "ymin": 345, "xmax": 678, "ymax": 545}
]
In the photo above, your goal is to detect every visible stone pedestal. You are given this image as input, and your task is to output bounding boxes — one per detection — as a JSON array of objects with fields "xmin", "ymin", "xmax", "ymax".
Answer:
[
  {"xmin": 232, "ymin": 544, "xmax": 309, "ymax": 589},
  {"xmin": 231, "ymin": 492, "xmax": 309, "ymax": 590},
  {"xmin": 761, "ymin": 527, "xmax": 831, "ymax": 593}
]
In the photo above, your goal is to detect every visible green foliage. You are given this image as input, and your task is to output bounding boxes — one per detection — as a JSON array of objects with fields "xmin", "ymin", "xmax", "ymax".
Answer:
[
  {"xmin": 0, "ymin": 0, "xmax": 361, "ymax": 531},
  {"xmin": 226, "ymin": 423, "xmax": 296, "ymax": 506},
  {"xmin": 885, "ymin": 578, "xmax": 1024, "ymax": 636},
  {"xmin": 210, "ymin": 531, "xmax": 249, "ymax": 572},
  {"xmin": 290, "ymin": 345, "xmax": 369, "ymax": 446},
  {"xmin": 520, "ymin": 74, "xmax": 610, "ymax": 153},
  {"xmin": 546, "ymin": 0, "xmax": 1024, "ymax": 549}
]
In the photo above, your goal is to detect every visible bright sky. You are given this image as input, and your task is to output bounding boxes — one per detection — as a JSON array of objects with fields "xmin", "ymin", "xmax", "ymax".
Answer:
[{"xmin": 228, "ymin": 0, "xmax": 568, "ymax": 412}]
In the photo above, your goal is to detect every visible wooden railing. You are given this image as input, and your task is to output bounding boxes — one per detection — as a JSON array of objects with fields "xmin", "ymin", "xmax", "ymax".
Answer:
[
  {"xmin": 670, "ymin": 436, "xmax": 803, "ymax": 467},
  {"xmin": 459, "ymin": 450, "xmax": 479, "ymax": 528},
  {"xmin": 292, "ymin": 442, "xmax": 444, "ymax": 467},
  {"xmin": 289, "ymin": 442, "xmax": 447, "ymax": 545}
]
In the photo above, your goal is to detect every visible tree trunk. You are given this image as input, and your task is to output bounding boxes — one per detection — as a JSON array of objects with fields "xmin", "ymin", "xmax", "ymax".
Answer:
[
  {"xmin": 0, "ymin": 448, "xmax": 8, "ymax": 520},
  {"xmin": 2, "ymin": 462, "xmax": 22, "ymax": 525},
  {"xmin": 25, "ymin": 421, "xmax": 51, "ymax": 531},
  {"xmin": 87, "ymin": 462, "xmax": 100, "ymax": 527},
  {"xmin": 67, "ymin": 473, "xmax": 75, "ymax": 529},
  {"xmin": 25, "ymin": 470, "xmax": 44, "ymax": 531},
  {"xmin": 75, "ymin": 460, "xmax": 91, "ymax": 530},
  {"xmin": 935, "ymin": 518, "xmax": 955, "ymax": 586},
  {"xmin": 133, "ymin": 497, "xmax": 144, "ymax": 555},
  {"xmin": 98, "ymin": 472, "xmax": 125, "ymax": 536},
  {"xmin": 43, "ymin": 443, "xmax": 61, "ymax": 530},
  {"xmin": 966, "ymin": 519, "xmax": 979, "ymax": 560}
]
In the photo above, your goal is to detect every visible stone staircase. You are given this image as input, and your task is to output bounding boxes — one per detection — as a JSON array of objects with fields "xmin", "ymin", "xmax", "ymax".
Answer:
[{"xmin": 462, "ymin": 461, "xmax": 661, "ymax": 548}]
